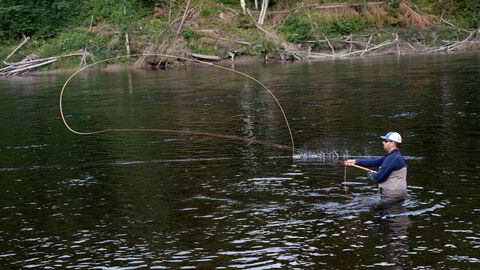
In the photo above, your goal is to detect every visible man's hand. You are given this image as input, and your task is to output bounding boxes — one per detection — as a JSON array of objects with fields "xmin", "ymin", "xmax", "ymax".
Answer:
[
  {"xmin": 367, "ymin": 171, "xmax": 376, "ymax": 180},
  {"xmin": 343, "ymin": 159, "xmax": 356, "ymax": 166}
]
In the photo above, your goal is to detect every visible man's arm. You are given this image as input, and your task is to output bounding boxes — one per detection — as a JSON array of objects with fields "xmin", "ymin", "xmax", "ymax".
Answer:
[
  {"xmin": 369, "ymin": 154, "xmax": 404, "ymax": 183},
  {"xmin": 355, "ymin": 157, "xmax": 384, "ymax": 168}
]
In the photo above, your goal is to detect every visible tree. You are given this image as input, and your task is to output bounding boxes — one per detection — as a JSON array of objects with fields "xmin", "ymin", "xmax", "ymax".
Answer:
[
  {"xmin": 240, "ymin": 0, "xmax": 246, "ymax": 14},
  {"xmin": 0, "ymin": 1, "xmax": 84, "ymax": 39},
  {"xmin": 258, "ymin": 0, "xmax": 269, "ymax": 25}
]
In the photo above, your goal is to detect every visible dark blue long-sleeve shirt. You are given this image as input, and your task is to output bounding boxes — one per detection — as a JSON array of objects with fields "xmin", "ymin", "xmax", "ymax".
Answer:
[{"xmin": 355, "ymin": 149, "xmax": 407, "ymax": 183}]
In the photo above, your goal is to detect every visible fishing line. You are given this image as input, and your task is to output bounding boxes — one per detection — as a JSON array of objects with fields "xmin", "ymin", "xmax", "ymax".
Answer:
[{"xmin": 60, "ymin": 53, "xmax": 297, "ymax": 155}]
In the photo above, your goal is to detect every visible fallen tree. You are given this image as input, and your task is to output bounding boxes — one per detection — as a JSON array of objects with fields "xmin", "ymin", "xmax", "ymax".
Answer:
[
  {"xmin": 1, "ymin": 52, "xmax": 92, "ymax": 76},
  {"xmin": 297, "ymin": 28, "xmax": 479, "ymax": 60},
  {"xmin": 188, "ymin": 53, "xmax": 221, "ymax": 61},
  {"xmin": 1, "ymin": 37, "xmax": 91, "ymax": 76}
]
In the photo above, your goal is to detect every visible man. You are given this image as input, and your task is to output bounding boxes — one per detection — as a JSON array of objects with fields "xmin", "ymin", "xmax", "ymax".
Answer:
[{"xmin": 344, "ymin": 132, "xmax": 408, "ymax": 206}]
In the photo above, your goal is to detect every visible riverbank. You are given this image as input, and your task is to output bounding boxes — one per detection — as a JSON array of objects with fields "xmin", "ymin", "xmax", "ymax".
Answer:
[
  {"xmin": 1, "ymin": 1, "xmax": 479, "ymax": 76},
  {"xmin": 21, "ymin": 50, "xmax": 478, "ymax": 78}
]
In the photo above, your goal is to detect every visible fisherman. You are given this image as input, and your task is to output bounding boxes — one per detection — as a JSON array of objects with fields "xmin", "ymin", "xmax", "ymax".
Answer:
[{"xmin": 344, "ymin": 132, "xmax": 408, "ymax": 208}]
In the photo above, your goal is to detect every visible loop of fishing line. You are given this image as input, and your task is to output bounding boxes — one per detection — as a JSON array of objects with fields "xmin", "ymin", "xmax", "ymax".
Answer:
[{"xmin": 60, "ymin": 53, "xmax": 296, "ymax": 156}]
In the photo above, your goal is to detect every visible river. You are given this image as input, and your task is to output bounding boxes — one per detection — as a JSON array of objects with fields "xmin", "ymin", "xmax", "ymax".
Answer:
[{"xmin": 0, "ymin": 52, "xmax": 479, "ymax": 269}]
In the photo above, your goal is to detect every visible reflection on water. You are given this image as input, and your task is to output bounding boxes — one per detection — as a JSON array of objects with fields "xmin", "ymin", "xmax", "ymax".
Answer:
[
  {"xmin": 376, "ymin": 214, "xmax": 412, "ymax": 269},
  {"xmin": 0, "ymin": 53, "xmax": 479, "ymax": 268}
]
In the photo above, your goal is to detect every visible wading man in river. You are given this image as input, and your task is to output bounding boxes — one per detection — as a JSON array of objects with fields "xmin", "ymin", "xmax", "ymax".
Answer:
[{"xmin": 344, "ymin": 132, "xmax": 407, "ymax": 208}]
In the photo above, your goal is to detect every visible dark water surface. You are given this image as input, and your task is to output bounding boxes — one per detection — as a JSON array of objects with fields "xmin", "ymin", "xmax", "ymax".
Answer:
[{"xmin": 1, "ymin": 53, "xmax": 479, "ymax": 269}]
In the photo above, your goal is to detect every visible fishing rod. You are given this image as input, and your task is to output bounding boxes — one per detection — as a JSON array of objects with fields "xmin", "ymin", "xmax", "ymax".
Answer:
[
  {"xmin": 351, "ymin": 164, "xmax": 377, "ymax": 173},
  {"xmin": 337, "ymin": 160, "xmax": 377, "ymax": 173}
]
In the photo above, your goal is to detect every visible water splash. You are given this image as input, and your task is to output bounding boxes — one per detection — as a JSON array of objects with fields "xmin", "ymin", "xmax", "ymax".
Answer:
[
  {"xmin": 292, "ymin": 150, "xmax": 350, "ymax": 162},
  {"xmin": 293, "ymin": 149, "xmax": 424, "ymax": 162}
]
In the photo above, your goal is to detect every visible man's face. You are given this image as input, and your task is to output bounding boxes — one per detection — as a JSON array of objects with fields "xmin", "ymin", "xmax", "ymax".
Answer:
[{"xmin": 383, "ymin": 140, "xmax": 394, "ymax": 152}]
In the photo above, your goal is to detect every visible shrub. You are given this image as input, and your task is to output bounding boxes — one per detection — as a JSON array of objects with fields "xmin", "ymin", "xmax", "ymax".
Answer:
[
  {"xmin": 188, "ymin": 42, "xmax": 217, "ymax": 55},
  {"xmin": 318, "ymin": 18, "xmax": 368, "ymax": 37},
  {"xmin": 431, "ymin": 27, "xmax": 464, "ymax": 45},
  {"xmin": 135, "ymin": 18, "xmax": 168, "ymax": 39},
  {"xmin": 0, "ymin": 1, "xmax": 86, "ymax": 39},
  {"xmin": 35, "ymin": 28, "xmax": 119, "ymax": 64},
  {"xmin": 183, "ymin": 28, "xmax": 202, "ymax": 43},
  {"xmin": 37, "ymin": 32, "xmax": 89, "ymax": 57},
  {"xmin": 431, "ymin": 0, "xmax": 480, "ymax": 28},
  {"xmin": 280, "ymin": 16, "xmax": 312, "ymax": 43}
]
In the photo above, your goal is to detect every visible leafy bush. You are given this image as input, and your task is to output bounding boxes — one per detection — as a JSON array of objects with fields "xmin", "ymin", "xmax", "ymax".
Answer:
[
  {"xmin": 260, "ymin": 39, "xmax": 277, "ymax": 54},
  {"xmin": 431, "ymin": 0, "xmax": 480, "ymax": 28},
  {"xmin": 37, "ymin": 32, "xmax": 88, "ymax": 57},
  {"xmin": 430, "ymin": 27, "xmax": 465, "ymax": 45},
  {"xmin": 318, "ymin": 18, "xmax": 368, "ymax": 37},
  {"xmin": 280, "ymin": 16, "xmax": 312, "ymax": 43},
  {"xmin": 0, "ymin": 0, "xmax": 154, "ymax": 39},
  {"xmin": 35, "ymin": 29, "xmax": 119, "ymax": 63},
  {"xmin": 457, "ymin": 0, "xmax": 480, "ymax": 28},
  {"xmin": 0, "ymin": 1, "xmax": 86, "ymax": 39},
  {"xmin": 183, "ymin": 28, "xmax": 202, "ymax": 43}
]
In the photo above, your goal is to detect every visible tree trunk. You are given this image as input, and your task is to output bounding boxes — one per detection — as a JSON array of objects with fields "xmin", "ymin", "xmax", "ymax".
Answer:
[
  {"xmin": 3, "ymin": 36, "xmax": 30, "ymax": 65},
  {"xmin": 240, "ymin": 0, "xmax": 246, "ymax": 15},
  {"xmin": 124, "ymin": 0, "xmax": 130, "ymax": 57},
  {"xmin": 258, "ymin": 0, "xmax": 269, "ymax": 25}
]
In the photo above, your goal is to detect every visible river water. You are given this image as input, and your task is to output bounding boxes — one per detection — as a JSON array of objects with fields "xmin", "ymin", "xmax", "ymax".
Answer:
[{"xmin": 0, "ymin": 52, "xmax": 479, "ymax": 269}]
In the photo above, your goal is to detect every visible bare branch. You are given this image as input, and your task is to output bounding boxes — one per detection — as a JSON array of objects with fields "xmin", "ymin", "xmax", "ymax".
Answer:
[{"xmin": 3, "ymin": 36, "xmax": 30, "ymax": 65}]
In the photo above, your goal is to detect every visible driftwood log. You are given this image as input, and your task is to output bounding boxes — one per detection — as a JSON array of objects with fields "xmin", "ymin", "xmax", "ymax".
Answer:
[
  {"xmin": 298, "ymin": 26, "xmax": 479, "ymax": 60},
  {"xmin": 1, "ymin": 52, "xmax": 90, "ymax": 76},
  {"xmin": 188, "ymin": 53, "xmax": 221, "ymax": 61},
  {"xmin": 1, "ymin": 37, "xmax": 91, "ymax": 76}
]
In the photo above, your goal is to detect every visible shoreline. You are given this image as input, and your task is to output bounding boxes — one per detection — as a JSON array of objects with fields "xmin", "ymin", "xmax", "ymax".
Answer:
[{"xmin": 17, "ymin": 49, "xmax": 480, "ymax": 76}]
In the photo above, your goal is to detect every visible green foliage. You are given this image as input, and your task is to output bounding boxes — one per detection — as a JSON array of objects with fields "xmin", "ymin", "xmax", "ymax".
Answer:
[
  {"xmin": 215, "ymin": 0, "xmax": 238, "ymax": 6},
  {"xmin": 37, "ymin": 32, "xmax": 88, "ymax": 57},
  {"xmin": 429, "ymin": 0, "xmax": 480, "ymax": 28},
  {"xmin": 183, "ymin": 28, "xmax": 202, "ymax": 43},
  {"xmin": 1, "ymin": 0, "xmax": 478, "ymax": 68},
  {"xmin": 0, "ymin": 1, "xmax": 86, "ymax": 39},
  {"xmin": 202, "ymin": 7, "xmax": 221, "ymax": 17},
  {"xmin": 386, "ymin": 0, "xmax": 401, "ymax": 21},
  {"xmin": 0, "ymin": 0, "xmax": 154, "ymax": 39},
  {"xmin": 36, "ymin": 28, "xmax": 118, "ymax": 62},
  {"xmin": 237, "ymin": 17, "xmax": 256, "ymax": 29},
  {"xmin": 88, "ymin": 0, "xmax": 152, "ymax": 31},
  {"xmin": 0, "ymin": 43, "xmax": 11, "ymax": 61},
  {"xmin": 397, "ymin": 25, "xmax": 472, "ymax": 47},
  {"xmin": 456, "ymin": 0, "xmax": 480, "ymax": 28},
  {"xmin": 430, "ymin": 27, "xmax": 465, "ymax": 45},
  {"xmin": 318, "ymin": 18, "xmax": 368, "ymax": 37},
  {"xmin": 386, "ymin": 0, "xmax": 401, "ymax": 9},
  {"xmin": 188, "ymin": 42, "xmax": 218, "ymax": 55},
  {"xmin": 259, "ymin": 39, "xmax": 277, "ymax": 54},
  {"xmin": 280, "ymin": 16, "xmax": 312, "ymax": 43},
  {"xmin": 135, "ymin": 18, "xmax": 168, "ymax": 39}
]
